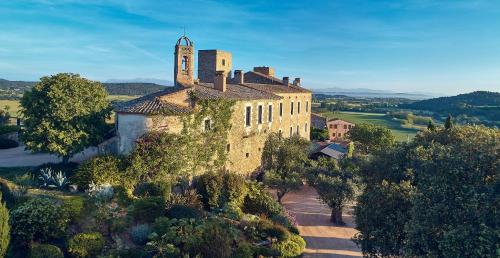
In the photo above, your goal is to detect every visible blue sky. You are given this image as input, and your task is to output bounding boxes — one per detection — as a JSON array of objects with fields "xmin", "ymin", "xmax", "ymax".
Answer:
[{"xmin": 1, "ymin": 0, "xmax": 499, "ymax": 95}]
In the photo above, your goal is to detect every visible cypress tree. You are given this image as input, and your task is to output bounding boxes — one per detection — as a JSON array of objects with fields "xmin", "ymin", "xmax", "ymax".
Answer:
[
  {"xmin": 427, "ymin": 120, "xmax": 436, "ymax": 131},
  {"xmin": 0, "ymin": 193, "xmax": 10, "ymax": 257},
  {"xmin": 444, "ymin": 114, "xmax": 454, "ymax": 129}
]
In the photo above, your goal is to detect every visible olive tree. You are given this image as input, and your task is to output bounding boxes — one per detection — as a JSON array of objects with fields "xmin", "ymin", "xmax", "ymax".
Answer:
[
  {"xmin": 311, "ymin": 157, "xmax": 356, "ymax": 225},
  {"xmin": 20, "ymin": 73, "xmax": 111, "ymax": 163},
  {"xmin": 262, "ymin": 133, "xmax": 310, "ymax": 203}
]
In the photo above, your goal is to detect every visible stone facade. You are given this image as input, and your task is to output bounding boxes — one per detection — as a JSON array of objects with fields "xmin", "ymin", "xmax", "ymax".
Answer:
[
  {"xmin": 174, "ymin": 36, "xmax": 195, "ymax": 86},
  {"xmin": 115, "ymin": 35, "xmax": 312, "ymax": 175},
  {"xmin": 326, "ymin": 119, "xmax": 354, "ymax": 141},
  {"xmin": 311, "ymin": 113, "xmax": 327, "ymax": 129},
  {"xmin": 198, "ymin": 50, "xmax": 232, "ymax": 83}
]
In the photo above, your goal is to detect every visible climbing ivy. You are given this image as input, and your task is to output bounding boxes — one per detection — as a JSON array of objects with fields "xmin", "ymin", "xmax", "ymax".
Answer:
[{"xmin": 128, "ymin": 96, "xmax": 235, "ymax": 183}]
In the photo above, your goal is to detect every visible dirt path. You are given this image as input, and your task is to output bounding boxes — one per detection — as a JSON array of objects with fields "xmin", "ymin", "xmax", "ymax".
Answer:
[{"xmin": 282, "ymin": 185, "xmax": 362, "ymax": 258}]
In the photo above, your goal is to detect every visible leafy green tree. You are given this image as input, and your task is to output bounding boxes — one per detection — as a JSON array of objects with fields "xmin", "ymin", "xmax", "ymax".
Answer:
[
  {"xmin": 0, "ymin": 193, "xmax": 10, "ymax": 257},
  {"xmin": 404, "ymin": 126, "xmax": 499, "ymax": 257},
  {"xmin": 20, "ymin": 73, "xmax": 111, "ymax": 163},
  {"xmin": 310, "ymin": 127, "xmax": 328, "ymax": 141},
  {"xmin": 311, "ymin": 158, "xmax": 356, "ymax": 225},
  {"xmin": 444, "ymin": 113, "xmax": 454, "ymax": 129},
  {"xmin": 262, "ymin": 134, "xmax": 310, "ymax": 203},
  {"xmin": 354, "ymin": 126, "xmax": 499, "ymax": 257},
  {"xmin": 347, "ymin": 123, "xmax": 395, "ymax": 154}
]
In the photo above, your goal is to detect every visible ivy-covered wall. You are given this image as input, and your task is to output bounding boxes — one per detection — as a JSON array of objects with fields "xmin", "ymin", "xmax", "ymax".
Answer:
[{"xmin": 116, "ymin": 90, "xmax": 312, "ymax": 175}]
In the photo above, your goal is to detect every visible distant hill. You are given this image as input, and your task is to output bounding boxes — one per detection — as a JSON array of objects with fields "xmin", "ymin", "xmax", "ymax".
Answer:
[
  {"xmin": 103, "ymin": 83, "xmax": 166, "ymax": 95},
  {"xmin": 0, "ymin": 78, "xmax": 167, "ymax": 97},
  {"xmin": 402, "ymin": 91, "xmax": 500, "ymax": 125},
  {"xmin": 312, "ymin": 87, "xmax": 437, "ymax": 100},
  {"xmin": 106, "ymin": 78, "xmax": 173, "ymax": 86}
]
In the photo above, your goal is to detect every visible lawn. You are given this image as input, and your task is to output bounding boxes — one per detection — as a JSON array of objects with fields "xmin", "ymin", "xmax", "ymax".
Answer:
[
  {"xmin": 319, "ymin": 111, "xmax": 424, "ymax": 141},
  {"xmin": 0, "ymin": 99, "xmax": 21, "ymax": 115}
]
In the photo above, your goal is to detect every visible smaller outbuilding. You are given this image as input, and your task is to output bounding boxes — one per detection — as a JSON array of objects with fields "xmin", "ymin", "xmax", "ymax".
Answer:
[{"xmin": 310, "ymin": 141, "xmax": 351, "ymax": 160}]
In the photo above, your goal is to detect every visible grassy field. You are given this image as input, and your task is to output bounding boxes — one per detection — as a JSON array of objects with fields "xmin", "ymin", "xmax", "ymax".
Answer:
[
  {"xmin": 319, "ymin": 111, "xmax": 424, "ymax": 141},
  {"xmin": 0, "ymin": 99, "xmax": 21, "ymax": 115}
]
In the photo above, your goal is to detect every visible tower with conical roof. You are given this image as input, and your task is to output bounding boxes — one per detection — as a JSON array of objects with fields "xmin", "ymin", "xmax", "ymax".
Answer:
[{"xmin": 174, "ymin": 35, "xmax": 194, "ymax": 86}]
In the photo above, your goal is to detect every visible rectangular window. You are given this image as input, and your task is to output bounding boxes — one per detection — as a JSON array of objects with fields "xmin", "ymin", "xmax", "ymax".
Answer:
[
  {"xmin": 298, "ymin": 102, "xmax": 301, "ymax": 114},
  {"xmin": 268, "ymin": 105, "xmax": 273, "ymax": 122},
  {"xmin": 204, "ymin": 119, "xmax": 211, "ymax": 131},
  {"xmin": 226, "ymin": 144, "xmax": 230, "ymax": 152},
  {"xmin": 290, "ymin": 126, "xmax": 293, "ymax": 136},
  {"xmin": 297, "ymin": 125, "xmax": 300, "ymax": 135},
  {"xmin": 305, "ymin": 123, "xmax": 308, "ymax": 132},
  {"xmin": 258, "ymin": 105, "xmax": 263, "ymax": 124},
  {"xmin": 306, "ymin": 101, "xmax": 309, "ymax": 112},
  {"xmin": 291, "ymin": 102, "xmax": 294, "ymax": 115},
  {"xmin": 245, "ymin": 106, "xmax": 251, "ymax": 127},
  {"xmin": 344, "ymin": 125, "xmax": 347, "ymax": 129},
  {"xmin": 279, "ymin": 103, "xmax": 283, "ymax": 117}
]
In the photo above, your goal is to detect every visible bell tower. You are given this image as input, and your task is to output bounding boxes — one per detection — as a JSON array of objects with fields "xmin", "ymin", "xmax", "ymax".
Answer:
[{"xmin": 174, "ymin": 35, "xmax": 194, "ymax": 86}]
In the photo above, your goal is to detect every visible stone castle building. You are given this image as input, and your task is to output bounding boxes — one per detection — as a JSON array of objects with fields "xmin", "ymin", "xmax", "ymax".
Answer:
[{"xmin": 114, "ymin": 35, "xmax": 312, "ymax": 174}]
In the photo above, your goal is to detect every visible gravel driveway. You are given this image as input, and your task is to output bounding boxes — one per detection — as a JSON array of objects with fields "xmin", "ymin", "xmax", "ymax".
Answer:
[
  {"xmin": 282, "ymin": 185, "xmax": 362, "ymax": 258},
  {"xmin": 0, "ymin": 145, "xmax": 98, "ymax": 167}
]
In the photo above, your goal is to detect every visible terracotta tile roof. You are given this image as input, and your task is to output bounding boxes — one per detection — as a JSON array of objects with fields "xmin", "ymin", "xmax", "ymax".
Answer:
[
  {"xmin": 115, "ymin": 83, "xmax": 282, "ymax": 115},
  {"xmin": 193, "ymin": 82, "xmax": 282, "ymax": 100},
  {"xmin": 114, "ymin": 87, "xmax": 193, "ymax": 115},
  {"xmin": 242, "ymin": 82, "xmax": 311, "ymax": 94}
]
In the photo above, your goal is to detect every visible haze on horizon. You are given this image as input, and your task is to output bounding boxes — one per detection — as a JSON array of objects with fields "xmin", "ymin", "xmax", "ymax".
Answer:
[{"xmin": 1, "ymin": 0, "xmax": 500, "ymax": 95}]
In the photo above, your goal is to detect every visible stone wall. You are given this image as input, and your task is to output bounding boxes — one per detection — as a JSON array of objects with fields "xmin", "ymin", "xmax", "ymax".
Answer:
[
  {"xmin": 198, "ymin": 50, "xmax": 232, "ymax": 83},
  {"xmin": 116, "ymin": 113, "xmax": 184, "ymax": 154},
  {"xmin": 116, "ymin": 91, "xmax": 312, "ymax": 175}
]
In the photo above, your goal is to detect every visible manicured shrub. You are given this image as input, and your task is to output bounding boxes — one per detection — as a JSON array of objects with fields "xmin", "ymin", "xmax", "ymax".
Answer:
[
  {"xmin": 9, "ymin": 198, "xmax": 67, "ymax": 246},
  {"xmin": 68, "ymin": 232, "xmax": 105, "ymax": 258},
  {"xmin": 196, "ymin": 172, "xmax": 247, "ymax": 210},
  {"xmin": 0, "ymin": 193, "xmax": 10, "ymax": 258},
  {"xmin": 258, "ymin": 218, "xmax": 290, "ymax": 241},
  {"xmin": 61, "ymin": 196, "xmax": 84, "ymax": 222},
  {"xmin": 0, "ymin": 138, "xmax": 18, "ymax": 149},
  {"xmin": 242, "ymin": 183, "xmax": 283, "ymax": 217},
  {"xmin": 166, "ymin": 204, "xmax": 202, "ymax": 219},
  {"xmin": 198, "ymin": 221, "xmax": 235, "ymax": 258},
  {"xmin": 196, "ymin": 171, "xmax": 224, "ymax": 209},
  {"xmin": 271, "ymin": 212, "xmax": 299, "ymax": 234},
  {"xmin": 133, "ymin": 181, "xmax": 171, "ymax": 199},
  {"xmin": 222, "ymin": 172, "xmax": 247, "ymax": 205},
  {"xmin": 28, "ymin": 244, "xmax": 64, "ymax": 258},
  {"xmin": 72, "ymin": 155, "xmax": 127, "ymax": 190},
  {"xmin": 131, "ymin": 197, "xmax": 164, "ymax": 223},
  {"xmin": 130, "ymin": 224, "xmax": 152, "ymax": 245},
  {"xmin": 272, "ymin": 234, "xmax": 306, "ymax": 258}
]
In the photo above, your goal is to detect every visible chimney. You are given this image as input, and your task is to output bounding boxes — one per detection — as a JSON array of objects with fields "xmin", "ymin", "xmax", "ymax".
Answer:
[
  {"xmin": 282, "ymin": 77, "xmax": 290, "ymax": 87},
  {"xmin": 233, "ymin": 70, "xmax": 244, "ymax": 84},
  {"xmin": 293, "ymin": 78, "xmax": 301, "ymax": 87},
  {"xmin": 253, "ymin": 66, "xmax": 275, "ymax": 77},
  {"xmin": 214, "ymin": 70, "xmax": 227, "ymax": 92}
]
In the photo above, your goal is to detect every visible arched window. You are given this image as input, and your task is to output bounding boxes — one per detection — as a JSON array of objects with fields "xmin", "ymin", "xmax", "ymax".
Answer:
[{"xmin": 182, "ymin": 56, "xmax": 188, "ymax": 71}]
